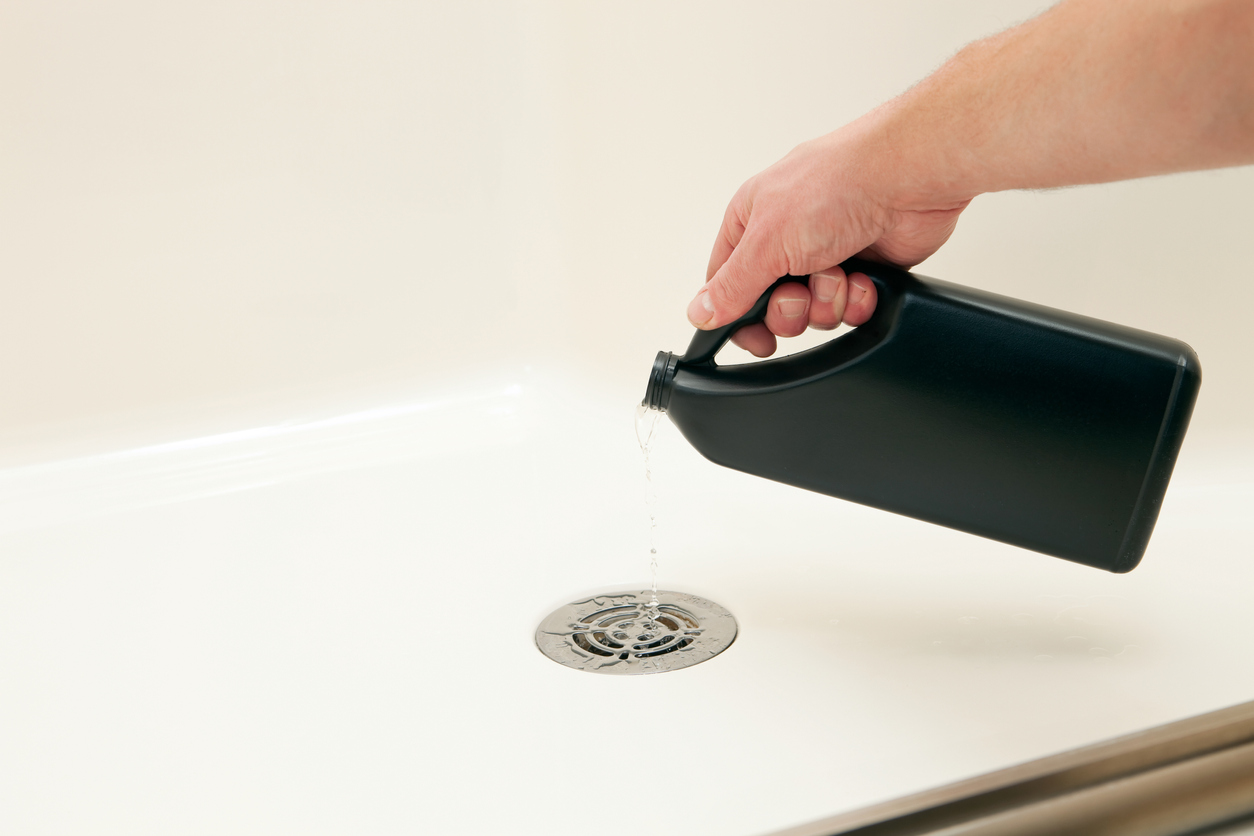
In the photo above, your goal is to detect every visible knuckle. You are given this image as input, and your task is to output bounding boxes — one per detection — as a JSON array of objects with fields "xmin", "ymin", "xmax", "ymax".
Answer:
[{"xmin": 710, "ymin": 270, "xmax": 751, "ymax": 310}]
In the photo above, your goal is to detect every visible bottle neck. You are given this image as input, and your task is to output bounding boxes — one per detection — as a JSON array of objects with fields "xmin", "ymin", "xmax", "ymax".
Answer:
[{"xmin": 643, "ymin": 351, "xmax": 678, "ymax": 412}]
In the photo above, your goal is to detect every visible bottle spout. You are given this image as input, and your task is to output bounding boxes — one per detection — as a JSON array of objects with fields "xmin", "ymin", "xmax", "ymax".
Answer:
[
  {"xmin": 645, "ymin": 276, "xmax": 809, "ymax": 413},
  {"xmin": 643, "ymin": 350, "xmax": 679, "ymax": 412}
]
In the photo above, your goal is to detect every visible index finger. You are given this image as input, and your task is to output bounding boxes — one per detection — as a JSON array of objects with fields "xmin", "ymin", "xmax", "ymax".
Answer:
[{"xmin": 705, "ymin": 200, "xmax": 748, "ymax": 282}]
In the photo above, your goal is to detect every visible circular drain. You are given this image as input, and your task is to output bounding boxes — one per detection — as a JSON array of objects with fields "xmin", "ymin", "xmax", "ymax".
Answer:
[{"xmin": 535, "ymin": 590, "xmax": 737, "ymax": 675}]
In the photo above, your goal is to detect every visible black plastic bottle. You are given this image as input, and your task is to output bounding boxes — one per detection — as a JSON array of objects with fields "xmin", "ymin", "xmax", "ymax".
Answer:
[{"xmin": 643, "ymin": 258, "xmax": 1200, "ymax": 572}]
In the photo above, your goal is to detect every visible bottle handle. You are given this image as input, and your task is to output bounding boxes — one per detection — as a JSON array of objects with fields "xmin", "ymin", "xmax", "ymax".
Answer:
[{"xmin": 680, "ymin": 275, "xmax": 809, "ymax": 365}]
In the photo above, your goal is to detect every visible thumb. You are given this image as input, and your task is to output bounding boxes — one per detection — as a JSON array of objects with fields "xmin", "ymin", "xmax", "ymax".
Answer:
[{"xmin": 687, "ymin": 231, "xmax": 783, "ymax": 329}]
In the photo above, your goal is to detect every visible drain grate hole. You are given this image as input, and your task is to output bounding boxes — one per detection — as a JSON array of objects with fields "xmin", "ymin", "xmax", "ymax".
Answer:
[
  {"xmin": 571, "ymin": 633, "xmax": 613, "ymax": 657},
  {"xmin": 591, "ymin": 631, "xmax": 624, "ymax": 649},
  {"xmin": 658, "ymin": 607, "xmax": 699, "ymax": 629},
  {"xmin": 638, "ymin": 637, "xmax": 694, "ymax": 658}
]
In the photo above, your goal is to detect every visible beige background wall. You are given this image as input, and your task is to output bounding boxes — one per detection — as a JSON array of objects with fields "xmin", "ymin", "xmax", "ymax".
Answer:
[{"xmin": 2, "ymin": 0, "xmax": 1251, "ymax": 463}]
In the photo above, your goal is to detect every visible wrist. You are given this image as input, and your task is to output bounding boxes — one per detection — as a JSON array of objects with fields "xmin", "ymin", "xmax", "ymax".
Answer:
[{"xmin": 863, "ymin": 81, "xmax": 987, "ymax": 212}]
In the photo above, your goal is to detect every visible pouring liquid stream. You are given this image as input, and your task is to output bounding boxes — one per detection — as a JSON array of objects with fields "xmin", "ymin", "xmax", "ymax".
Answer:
[{"xmin": 634, "ymin": 403, "xmax": 663, "ymax": 611}]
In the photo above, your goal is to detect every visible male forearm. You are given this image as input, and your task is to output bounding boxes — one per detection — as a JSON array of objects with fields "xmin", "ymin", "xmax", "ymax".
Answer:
[
  {"xmin": 875, "ymin": 0, "xmax": 1254, "ymax": 207},
  {"xmin": 692, "ymin": 0, "xmax": 1253, "ymax": 333}
]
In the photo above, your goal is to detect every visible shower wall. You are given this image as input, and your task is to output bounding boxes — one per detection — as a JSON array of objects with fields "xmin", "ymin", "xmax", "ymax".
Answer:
[{"xmin": 1, "ymin": 0, "xmax": 1250, "ymax": 461}]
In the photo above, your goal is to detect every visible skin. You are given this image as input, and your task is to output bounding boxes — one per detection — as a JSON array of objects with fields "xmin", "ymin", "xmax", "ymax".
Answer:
[{"xmin": 690, "ymin": 0, "xmax": 1254, "ymax": 357}]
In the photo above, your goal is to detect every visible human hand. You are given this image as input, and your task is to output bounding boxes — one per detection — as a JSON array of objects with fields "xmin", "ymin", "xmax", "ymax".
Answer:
[
  {"xmin": 690, "ymin": 115, "xmax": 972, "ymax": 357},
  {"xmin": 690, "ymin": 0, "xmax": 1254, "ymax": 359}
]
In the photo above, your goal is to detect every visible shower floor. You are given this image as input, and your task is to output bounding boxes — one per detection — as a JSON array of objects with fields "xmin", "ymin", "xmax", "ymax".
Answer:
[{"xmin": 1, "ymin": 371, "xmax": 1251, "ymax": 836}]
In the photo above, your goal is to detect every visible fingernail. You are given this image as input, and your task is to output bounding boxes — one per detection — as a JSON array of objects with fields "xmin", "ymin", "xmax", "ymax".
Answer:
[
  {"xmin": 687, "ymin": 291, "xmax": 714, "ymax": 326},
  {"xmin": 813, "ymin": 272, "xmax": 840, "ymax": 302},
  {"xmin": 849, "ymin": 281, "xmax": 867, "ymax": 306},
  {"xmin": 778, "ymin": 298, "xmax": 808, "ymax": 318}
]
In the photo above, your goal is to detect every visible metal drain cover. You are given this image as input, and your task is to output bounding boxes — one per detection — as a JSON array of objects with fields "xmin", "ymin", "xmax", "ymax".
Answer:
[{"xmin": 535, "ymin": 590, "xmax": 737, "ymax": 675}]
